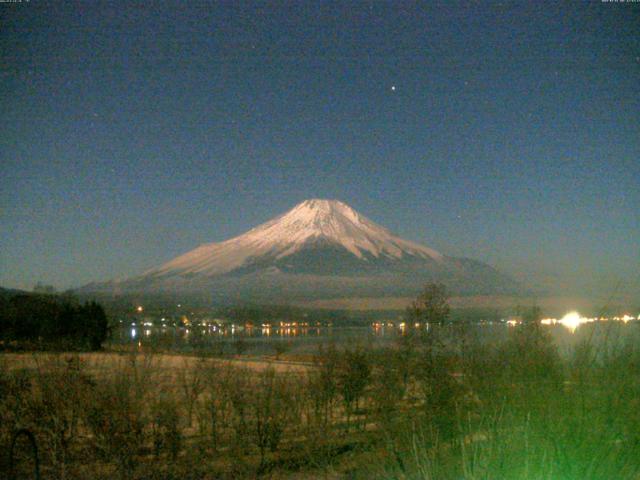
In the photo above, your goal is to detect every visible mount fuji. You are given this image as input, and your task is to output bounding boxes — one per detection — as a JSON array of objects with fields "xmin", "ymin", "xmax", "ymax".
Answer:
[{"xmin": 82, "ymin": 199, "xmax": 518, "ymax": 301}]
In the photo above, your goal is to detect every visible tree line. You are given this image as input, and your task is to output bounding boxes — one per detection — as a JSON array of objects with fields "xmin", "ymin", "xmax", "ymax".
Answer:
[{"xmin": 0, "ymin": 290, "xmax": 108, "ymax": 350}]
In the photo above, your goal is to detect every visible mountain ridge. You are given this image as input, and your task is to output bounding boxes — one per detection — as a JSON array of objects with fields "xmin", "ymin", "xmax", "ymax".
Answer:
[
  {"xmin": 146, "ymin": 199, "xmax": 443, "ymax": 278},
  {"xmin": 81, "ymin": 199, "xmax": 520, "ymax": 300}
]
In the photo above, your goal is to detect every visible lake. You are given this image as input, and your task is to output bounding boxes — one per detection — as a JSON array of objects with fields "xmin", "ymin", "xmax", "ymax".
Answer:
[{"xmin": 110, "ymin": 319, "xmax": 640, "ymax": 357}]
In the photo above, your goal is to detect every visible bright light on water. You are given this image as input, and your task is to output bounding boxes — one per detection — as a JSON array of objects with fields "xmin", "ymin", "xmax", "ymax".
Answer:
[
  {"xmin": 559, "ymin": 311, "xmax": 584, "ymax": 332},
  {"xmin": 540, "ymin": 311, "xmax": 637, "ymax": 333}
]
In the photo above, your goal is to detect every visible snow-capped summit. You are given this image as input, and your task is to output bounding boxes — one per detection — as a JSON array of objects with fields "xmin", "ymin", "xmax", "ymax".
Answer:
[
  {"xmin": 147, "ymin": 199, "xmax": 443, "ymax": 277},
  {"xmin": 82, "ymin": 199, "xmax": 518, "ymax": 300}
]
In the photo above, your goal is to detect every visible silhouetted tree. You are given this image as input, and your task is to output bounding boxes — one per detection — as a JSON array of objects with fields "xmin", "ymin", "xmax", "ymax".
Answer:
[
  {"xmin": 33, "ymin": 282, "xmax": 56, "ymax": 294},
  {"xmin": 0, "ymin": 293, "xmax": 108, "ymax": 350},
  {"xmin": 407, "ymin": 283, "xmax": 450, "ymax": 326},
  {"xmin": 83, "ymin": 301, "xmax": 108, "ymax": 350}
]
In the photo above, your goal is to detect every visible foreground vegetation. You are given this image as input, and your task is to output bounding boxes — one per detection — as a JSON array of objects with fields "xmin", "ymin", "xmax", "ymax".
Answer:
[{"xmin": 2, "ymin": 316, "xmax": 640, "ymax": 479}]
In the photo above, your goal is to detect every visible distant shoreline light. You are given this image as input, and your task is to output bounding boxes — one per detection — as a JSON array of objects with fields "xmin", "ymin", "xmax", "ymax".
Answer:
[{"xmin": 538, "ymin": 311, "xmax": 639, "ymax": 332}]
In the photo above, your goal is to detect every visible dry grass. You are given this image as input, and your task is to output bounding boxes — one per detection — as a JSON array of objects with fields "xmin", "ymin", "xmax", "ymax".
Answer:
[
  {"xmin": 1, "ymin": 321, "xmax": 639, "ymax": 479},
  {"xmin": 0, "ymin": 351, "xmax": 311, "ymax": 374}
]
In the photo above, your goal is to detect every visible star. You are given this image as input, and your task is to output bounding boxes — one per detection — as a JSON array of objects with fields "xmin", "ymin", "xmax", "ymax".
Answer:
[{"xmin": 391, "ymin": 85, "xmax": 396, "ymax": 91}]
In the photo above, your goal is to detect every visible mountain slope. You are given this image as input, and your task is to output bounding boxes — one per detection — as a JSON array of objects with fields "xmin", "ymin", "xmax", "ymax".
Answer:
[
  {"xmin": 146, "ymin": 199, "xmax": 443, "ymax": 278},
  {"xmin": 82, "ymin": 199, "xmax": 519, "ymax": 300}
]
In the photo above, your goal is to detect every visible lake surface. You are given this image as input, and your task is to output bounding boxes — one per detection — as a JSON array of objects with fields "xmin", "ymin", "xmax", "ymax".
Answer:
[{"xmin": 110, "ymin": 320, "xmax": 640, "ymax": 357}]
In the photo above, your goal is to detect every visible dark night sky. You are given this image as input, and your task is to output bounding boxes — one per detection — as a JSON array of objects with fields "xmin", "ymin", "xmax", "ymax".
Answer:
[{"xmin": 1, "ymin": 1, "xmax": 638, "ymax": 296}]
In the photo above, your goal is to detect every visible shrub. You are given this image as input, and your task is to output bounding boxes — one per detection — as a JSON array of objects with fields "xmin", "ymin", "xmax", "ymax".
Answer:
[
  {"xmin": 84, "ymin": 355, "xmax": 154, "ymax": 480},
  {"xmin": 250, "ymin": 367, "xmax": 297, "ymax": 469},
  {"xmin": 151, "ymin": 391, "xmax": 181, "ymax": 460},
  {"xmin": 337, "ymin": 347, "xmax": 371, "ymax": 430}
]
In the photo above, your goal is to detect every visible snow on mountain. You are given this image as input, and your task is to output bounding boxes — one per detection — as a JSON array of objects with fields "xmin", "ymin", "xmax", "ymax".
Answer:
[
  {"xmin": 80, "ymin": 199, "xmax": 520, "ymax": 299},
  {"xmin": 146, "ymin": 199, "xmax": 443, "ymax": 277}
]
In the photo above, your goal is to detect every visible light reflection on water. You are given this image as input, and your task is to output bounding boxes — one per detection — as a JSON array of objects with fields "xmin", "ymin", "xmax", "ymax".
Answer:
[{"xmin": 111, "ymin": 321, "xmax": 640, "ymax": 356}]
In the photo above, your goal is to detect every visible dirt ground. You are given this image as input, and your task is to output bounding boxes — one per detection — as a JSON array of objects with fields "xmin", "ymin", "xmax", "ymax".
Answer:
[{"xmin": 0, "ymin": 351, "xmax": 312, "ymax": 375}]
